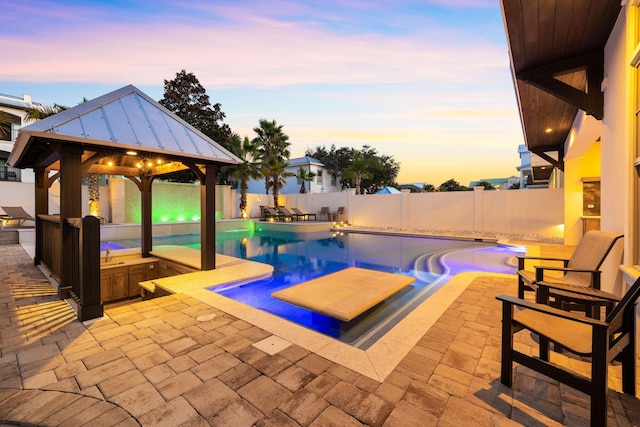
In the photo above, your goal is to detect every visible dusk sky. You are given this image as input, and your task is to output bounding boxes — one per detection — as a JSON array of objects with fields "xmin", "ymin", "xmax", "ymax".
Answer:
[{"xmin": 2, "ymin": 0, "xmax": 525, "ymax": 187}]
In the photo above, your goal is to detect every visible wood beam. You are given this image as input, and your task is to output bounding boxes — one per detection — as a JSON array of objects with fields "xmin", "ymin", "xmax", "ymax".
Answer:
[
  {"xmin": 33, "ymin": 141, "xmax": 62, "ymax": 169},
  {"xmin": 516, "ymin": 52, "xmax": 604, "ymax": 120},
  {"xmin": 80, "ymin": 153, "xmax": 105, "ymax": 176},
  {"xmin": 59, "ymin": 144, "xmax": 84, "ymax": 299},
  {"xmin": 34, "ymin": 167, "xmax": 48, "ymax": 266},
  {"xmin": 201, "ymin": 164, "xmax": 218, "ymax": 270},
  {"xmin": 184, "ymin": 161, "xmax": 206, "ymax": 182},
  {"xmin": 140, "ymin": 175, "xmax": 155, "ymax": 257},
  {"xmin": 531, "ymin": 146, "xmax": 564, "ymax": 171}
]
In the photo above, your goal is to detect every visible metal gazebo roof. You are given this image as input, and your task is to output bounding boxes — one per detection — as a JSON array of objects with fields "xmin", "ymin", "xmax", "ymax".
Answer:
[{"xmin": 9, "ymin": 84, "xmax": 241, "ymax": 173}]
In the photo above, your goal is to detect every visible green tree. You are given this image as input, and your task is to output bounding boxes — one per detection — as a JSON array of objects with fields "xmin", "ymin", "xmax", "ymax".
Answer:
[
  {"xmin": 422, "ymin": 183, "xmax": 436, "ymax": 192},
  {"xmin": 296, "ymin": 166, "xmax": 316, "ymax": 193},
  {"xmin": 0, "ymin": 111, "xmax": 11, "ymax": 139},
  {"xmin": 306, "ymin": 144, "xmax": 399, "ymax": 192},
  {"xmin": 24, "ymin": 104, "xmax": 68, "ymax": 122},
  {"xmin": 160, "ymin": 70, "xmax": 232, "ymax": 146},
  {"xmin": 438, "ymin": 179, "xmax": 469, "ymax": 192},
  {"xmin": 253, "ymin": 119, "xmax": 290, "ymax": 196},
  {"xmin": 359, "ymin": 145, "xmax": 399, "ymax": 194},
  {"xmin": 343, "ymin": 152, "xmax": 375, "ymax": 194},
  {"xmin": 262, "ymin": 156, "xmax": 294, "ymax": 207},
  {"xmin": 222, "ymin": 134, "xmax": 261, "ymax": 215},
  {"xmin": 305, "ymin": 144, "xmax": 353, "ymax": 189},
  {"xmin": 476, "ymin": 180, "xmax": 496, "ymax": 190},
  {"xmin": 159, "ymin": 70, "xmax": 232, "ymax": 183}
]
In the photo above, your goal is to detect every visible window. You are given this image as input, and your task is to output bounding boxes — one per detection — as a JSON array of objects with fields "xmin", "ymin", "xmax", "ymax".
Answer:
[
  {"xmin": 317, "ymin": 172, "xmax": 323, "ymax": 185},
  {"xmin": 331, "ymin": 175, "xmax": 337, "ymax": 187}
]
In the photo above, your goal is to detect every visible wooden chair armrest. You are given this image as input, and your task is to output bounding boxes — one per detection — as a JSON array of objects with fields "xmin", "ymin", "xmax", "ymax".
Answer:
[
  {"xmin": 496, "ymin": 294, "xmax": 608, "ymax": 327},
  {"xmin": 534, "ymin": 266, "xmax": 601, "ymax": 285},
  {"xmin": 517, "ymin": 255, "xmax": 570, "ymax": 269},
  {"xmin": 537, "ymin": 281, "xmax": 620, "ymax": 302},
  {"xmin": 534, "ymin": 266, "xmax": 600, "ymax": 274}
]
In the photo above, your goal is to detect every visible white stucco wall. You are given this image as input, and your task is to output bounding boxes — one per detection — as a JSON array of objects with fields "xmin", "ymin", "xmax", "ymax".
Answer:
[{"xmin": 602, "ymin": 9, "xmax": 631, "ymax": 248}]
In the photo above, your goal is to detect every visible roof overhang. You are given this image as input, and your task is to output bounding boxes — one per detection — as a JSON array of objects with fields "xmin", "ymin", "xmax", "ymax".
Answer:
[{"xmin": 500, "ymin": 0, "xmax": 621, "ymax": 170}]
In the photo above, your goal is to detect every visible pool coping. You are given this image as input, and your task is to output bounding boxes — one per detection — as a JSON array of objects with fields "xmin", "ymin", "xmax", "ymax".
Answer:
[
  {"xmin": 21, "ymin": 238, "xmax": 517, "ymax": 381},
  {"xmin": 132, "ymin": 245, "xmax": 513, "ymax": 381},
  {"xmin": 185, "ymin": 270, "xmax": 513, "ymax": 382}
]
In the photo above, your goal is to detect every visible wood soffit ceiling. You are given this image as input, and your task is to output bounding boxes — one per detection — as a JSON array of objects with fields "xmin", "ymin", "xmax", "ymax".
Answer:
[{"xmin": 500, "ymin": 0, "xmax": 621, "ymax": 169}]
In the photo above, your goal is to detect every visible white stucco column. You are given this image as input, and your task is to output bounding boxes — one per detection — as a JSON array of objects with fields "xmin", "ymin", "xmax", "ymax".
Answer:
[
  {"xmin": 401, "ymin": 189, "xmax": 410, "ymax": 231},
  {"xmin": 473, "ymin": 186, "xmax": 484, "ymax": 234},
  {"xmin": 346, "ymin": 188, "xmax": 356, "ymax": 224},
  {"xmin": 108, "ymin": 178, "xmax": 126, "ymax": 224}
]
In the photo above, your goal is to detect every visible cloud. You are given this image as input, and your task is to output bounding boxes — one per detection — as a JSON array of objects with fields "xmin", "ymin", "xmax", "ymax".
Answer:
[{"xmin": 1, "ymin": 1, "xmax": 508, "ymax": 90}]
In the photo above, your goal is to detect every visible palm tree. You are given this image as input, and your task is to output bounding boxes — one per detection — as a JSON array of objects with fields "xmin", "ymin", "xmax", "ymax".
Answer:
[
  {"xmin": 0, "ymin": 111, "xmax": 11, "ymax": 139},
  {"xmin": 24, "ymin": 102, "xmax": 106, "ymax": 217},
  {"xmin": 296, "ymin": 166, "xmax": 316, "ymax": 193},
  {"xmin": 262, "ymin": 156, "xmax": 294, "ymax": 207},
  {"xmin": 222, "ymin": 134, "xmax": 261, "ymax": 216},
  {"xmin": 252, "ymin": 119, "xmax": 290, "ymax": 194},
  {"xmin": 24, "ymin": 104, "xmax": 68, "ymax": 122},
  {"xmin": 343, "ymin": 153, "xmax": 375, "ymax": 194}
]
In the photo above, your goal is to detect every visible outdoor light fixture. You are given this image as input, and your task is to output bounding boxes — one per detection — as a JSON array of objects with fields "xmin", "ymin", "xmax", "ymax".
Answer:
[
  {"xmin": 126, "ymin": 150, "xmax": 137, "ymax": 156},
  {"xmin": 545, "ymin": 128, "xmax": 552, "ymax": 133}
]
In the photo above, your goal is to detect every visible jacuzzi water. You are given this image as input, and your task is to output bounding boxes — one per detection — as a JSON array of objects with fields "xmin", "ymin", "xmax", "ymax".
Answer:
[{"xmin": 103, "ymin": 230, "xmax": 524, "ymax": 349}]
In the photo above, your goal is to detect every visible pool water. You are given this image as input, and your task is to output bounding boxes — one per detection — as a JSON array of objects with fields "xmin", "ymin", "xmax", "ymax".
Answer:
[{"xmin": 102, "ymin": 230, "xmax": 523, "ymax": 349}]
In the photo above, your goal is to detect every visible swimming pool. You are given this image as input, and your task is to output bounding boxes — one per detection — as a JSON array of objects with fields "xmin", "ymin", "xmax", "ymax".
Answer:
[{"xmin": 104, "ymin": 230, "xmax": 524, "ymax": 349}]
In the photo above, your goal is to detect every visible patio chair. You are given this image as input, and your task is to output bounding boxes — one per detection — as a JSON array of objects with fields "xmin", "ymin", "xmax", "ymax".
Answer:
[
  {"xmin": 496, "ymin": 275, "xmax": 640, "ymax": 427},
  {"xmin": 318, "ymin": 206, "xmax": 332, "ymax": 221},
  {"xmin": 291, "ymin": 207, "xmax": 316, "ymax": 221},
  {"xmin": 277, "ymin": 207, "xmax": 296, "ymax": 221},
  {"xmin": 517, "ymin": 230, "xmax": 623, "ymax": 318},
  {"xmin": 335, "ymin": 206, "xmax": 345, "ymax": 222},
  {"xmin": 0, "ymin": 206, "xmax": 35, "ymax": 229},
  {"xmin": 264, "ymin": 207, "xmax": 284, "ymax": 221}
]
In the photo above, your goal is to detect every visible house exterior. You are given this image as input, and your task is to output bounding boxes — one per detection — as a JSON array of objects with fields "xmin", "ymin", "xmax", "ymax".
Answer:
[
  {"xmin": 0, "ymin": 93, "xmax": 40, "ymax": 183},
  {"xmin": 501, "ymin": 1, "xmax": 636, "ymax": 284},
  {"xmin": 246, "ymin": 156, "xmax": 342, "ymax": 194},
  {"xmin": 468, "ymin": 177, "xmax": 519, "ymax": 190},
  {"xmin": 515, "ymin": 144, "xmax": 561, "ymax": 189}
]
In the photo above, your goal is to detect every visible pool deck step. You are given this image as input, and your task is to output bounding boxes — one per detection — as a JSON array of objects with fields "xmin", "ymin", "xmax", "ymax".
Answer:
[{"xmin": 140, "ymin": 245, "xmax": 273, "ymax": 296}]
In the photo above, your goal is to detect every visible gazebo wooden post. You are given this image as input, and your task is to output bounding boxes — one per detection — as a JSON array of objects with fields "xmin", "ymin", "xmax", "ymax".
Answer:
[
  {"xmin": 59, "ymin": 145, "xmax": 83, "ymax": 299},
  {"xmin": 201, "ymin": 164, "xmax": 218, "ymax": 270},
  {"xmin": 141, "ymin": 175, "xmax": 153, "ymax": 257},
  {"xmin": 33, "ymin": 167, "xmax": 48, "ymax": 266}
]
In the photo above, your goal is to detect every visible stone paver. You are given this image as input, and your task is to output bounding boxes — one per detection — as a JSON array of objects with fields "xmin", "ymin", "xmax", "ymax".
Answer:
[{"xmin": 0, "ymin": 243, "xmax": 640, "ymax": 426}]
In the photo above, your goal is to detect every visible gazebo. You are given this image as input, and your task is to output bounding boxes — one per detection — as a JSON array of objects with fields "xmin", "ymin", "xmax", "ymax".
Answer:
[{"xmin": 8, "ymin": 85, "xmax": 241, "ymax": 319}]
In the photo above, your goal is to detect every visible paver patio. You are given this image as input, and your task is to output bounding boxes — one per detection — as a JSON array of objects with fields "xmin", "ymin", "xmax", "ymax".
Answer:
[{"xmin": 1, "ymin": 243, "xmax": 640, "ymax": 425}]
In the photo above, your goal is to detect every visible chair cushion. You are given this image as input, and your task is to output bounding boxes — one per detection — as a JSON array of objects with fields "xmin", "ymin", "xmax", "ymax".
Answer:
[{"xmin": 514, "ymin": 308, "xmax": 593, "ymax": 355}]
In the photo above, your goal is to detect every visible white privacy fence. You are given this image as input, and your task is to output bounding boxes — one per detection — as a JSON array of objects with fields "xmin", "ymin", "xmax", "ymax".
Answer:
[
  {"xmin": 271, "ymin": 187, "xmax": 565, "ymax": 241},
  {"xmin": 2, "ymin": 179, "xmax": 564, "ymax": 241}
]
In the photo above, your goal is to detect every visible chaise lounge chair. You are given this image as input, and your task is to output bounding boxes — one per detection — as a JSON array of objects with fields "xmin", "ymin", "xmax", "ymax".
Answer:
[
  {"xmin": 276, "ymin": 207, "xmax": 295, "ymax": 221},
  {"xmin": 497, "ymin": 275, "xmax": 640, "ymax": 426},
  {"xmin": 517, "ymin": 230, "xmax": 623, "ymax": 318},
  {"xmin": 0, "ymin": 206, "xmax": 35, "ymax": 229},
  {"xmin": 264, "ymin": 207, "xmax": 284, "ymax": 221},
  {"xmin": 291, "ymin": 207, "xmax": 316, "ymax": 221}
]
